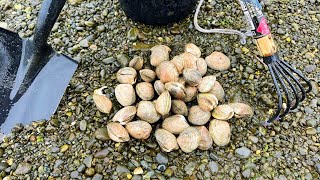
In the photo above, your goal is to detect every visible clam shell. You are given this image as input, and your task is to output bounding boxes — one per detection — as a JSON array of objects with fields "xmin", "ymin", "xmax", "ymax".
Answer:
[
  {"xmin": 150, "ymin": 45, "xmax": 171, "ymax": 67},
  {"xmin": 205, "ymin": 52, "xmax": 230, "ymax": 71},
  {"xmin": 197, "ymin": 93, "xmax": 218, "ymax": 111},
  {"xmin": 183, "ymin": 68, "xmax": 202, "ymax": 86},
  {"xmin": 177, "ymin": 127, "xmax": 201, "ymax": 153},
  {"xmin": 171, "ymin": 100, "xmax": 188, "ymax": 116},
  {"xmin": 107, "ymin": 122, "xmax": 130, "ymax": 142},
  {"xmin": 156, "ymin": 61, "xmax": 179, "ymax": 83},
  {"xmin": 180, "ymin": 52, "xmax": 197, "ymax": 69},
  {"xmin": 229, "ymin": 103, "xmax": 253, "ymax": 118},
  {"xmin": 198, "ymin": 75, "xmax": 216, "ymax": 93},
  {"xmin": 195, "ymin": 126, "xmax": 213, "ymax": 150},
  {"xmin": 155, "ymin": 129, "xmax": 179, "ymax": 152},
  {"xmin": 112, "ymin": 106, "xmax": 136, "ymax": 125},
  {"xmin": 165, "ymin": 82, "xmax": 186, "ymax": 100},
  {"xmin": 154, "ymin": 80, "xmax": 165, "ymax": 95},
  {"xmin": 93, "ymin": 86, "xmax": 113, "ymax": 113},
  {"xmin": 196, "ymin": 58, "xmax": 207, "ymax": 76},
  {"xmin": 116, "ymin": 67, "xmax": 137, "ymax": 84},
  {"xmin": 139, "ymin": 69, "xmax": 156, "ymax": 82},
  {"xmin": 209, "ymin": 120, "xmax": 230, "ymax": 146},
  {"xmin": 183, "ymin": 85, "xmax": 198, "ymax": 102},
  {"xmin": 209, "ymin": 81, "xmax": 225, "ymax": 101},
  {"xmin": 155, "ymin": 91, "xmax": 171, "ymax": 116},
  {"xmin": 136, "ymin": 82, "xmax": 154, "ymax": 100},
  {"xmin": 125, "ymin": 120, "xmax": 152, "ymax": 140},
  {"xmin": 115, "ymin": 84, "xmax": 136, "ymax": 106},
  {"xmin": 178, "ymin": 77, "xmax": 186, "ymax": 86},
  {"xmin": 185, "ymin": 43, "xmax": 201, "ymax": 58},
  {"xmin": 170, "ymin": 55, "xmax": 184, "ymax": 74},
  {"xmin": 137, "ymin": 101, "xmax": 161, "ymax": 123},
  {"xmin": 129, "ymin": 56, "xmax": 144, "ymax": 70},
  {"xmin": 162, "ymin": 115, "xmax": 189, "ymax": 134},
  {"xmin": 188, "ymin": 106, "xmax": 211, "ymax": 125},
  {"xmin": 211, "ymin": 105, "xmax": 234, "ymax": 120}
]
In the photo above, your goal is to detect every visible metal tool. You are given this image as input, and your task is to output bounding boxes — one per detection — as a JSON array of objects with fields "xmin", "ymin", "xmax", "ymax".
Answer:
[
  {"xmin": 194, "ymin": 0, "xmax": 312, "ymax": 125},
  {"xmin": 0, "ymin": 0, "xmax": 78, "ymax": 135}
]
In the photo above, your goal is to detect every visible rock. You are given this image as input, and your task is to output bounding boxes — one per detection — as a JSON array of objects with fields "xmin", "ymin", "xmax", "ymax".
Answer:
[
  {"xmin": 0, "ymin": 148, "xmax": 4, "ymax": 156},
  {"xmin": 133, "ymin": 167, "xmax": 143, "ymax": 174},
  {"xmin": 304, "ymin": 65, "xmax": 316, "ymax": 73},
  {"xmin": 92, "ymin": 174, "xmax": 103, "ymax": 180},
  {"xmin": 79, "ymin": 39, "xmax": 89, "ymax": 47},
  {"xmin": 298, "ymin": 147, "xmax": 307, "ymax": 155},
  {"xmin": 77, "ymin": 164, "xmax": 86, "ymax": 172},
  {"xmin": 70, "ymin": 171, "xmax": 79, "ymax": 178},
  {"xmin": 164, "ymin": 168, "xmax": 173, "ymax": 177},
  {"xmin": 157, "ymin": 164, "xmax": 166, "ymax": 172},
  {"xmin": 79, "ymin": 120, "xmax": 87, "ymax": 131},
  {"xmin": 84, "ymin": 155, "xmax": 93, "ymax": 168},
  {"xmin": 184, "ymin": 161, "xmax": 197, "ymax": 175},
  {"xmin": 0, "ymin": 162, "xmax": 8, "ymax": 171},
  {"xmin": 60, "ymin": 144, "xmax": 69, "ymax": 153},
  {"xmin": 54, "ymin": 159, "xmax": 64, "ymax": 168},
  {"xmin": 306, "ymin": 128, "xmax": 317, "ymax": 135},
  {"xmin": 277, "ymin": 28, "xmax": 285, "ymax": 34},
  {"xmin": 304, "ymin": 172, "xmax": 312, "ymax": 180},
  {"xmin": 132, "ymin": 175, "xmax": 143, "ymax": 180},
  {"xmin": 248, "ymin": 136, "xmax": 258, "ymax": 143},
  {"xmin": 143, "ymin": 171, "xmax": 155, "ymax": 179},
  {"xmin": 127, "ymin": 27, "xmax": 139, "ymax": 41},
  {"xmin": 155, "ymin": 153, "xmax": 168, "ymax": 164},
  {"xmin": 208, "ymin": 161, "xmax": 218, "ymax": 174},
  {"xmin": 94, "ymin": 149, "xmax": 109, "ymax": 158},
  {"xmin": 14, "ymin": 162, "xmax": 32, "ymax": 175},
  {"xmin": 242, "ymin": 169, "xmax": 251, "ymax": 178},
  {"xmin": 315, "ymin": 163, "xmax": 320, "ymax": 173},
  {"xmin": 116, "ymin": 165, "xmax": 130, "ymax": 174},
  {"xmin": 85, "ymin": 167, "xmax": 95, "ymax": 176},
  {"xmin": 94, "ymin": 127, "xmax": 110, "ymax": 141},
  {"xmin": 116, "ymin": 54, "xmax": 129, "ymax": 67},
  {"xmin": 0, "ymin": 22, "xmax": 8, "ymax": 29},
  {"xmin": 103, "ymin": 57, "xmax": 116, "ymax": 64},
  {"xmin": 235, "ymin": 147, "xmax": 251, "ymax": 158}
]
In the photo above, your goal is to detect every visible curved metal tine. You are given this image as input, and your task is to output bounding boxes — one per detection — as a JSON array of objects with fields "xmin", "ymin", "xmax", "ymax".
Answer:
[
  {"xmin": 274, "ymin": 61, "xmax": 299, "ymax": 109},
  {"xmin": 266, "ymin": 63, "xmax": 282, "ymax": 124},
  {"xmin": 277, "ymin": 61, "xmax": 306, "ymax": 102},
  {"xmin": 279, "ymin": 59, "xmax": 312, "ymax": 93},
  {"xmin": 273, "ymin": 63, "xmax": 292, "ymax": 117}
]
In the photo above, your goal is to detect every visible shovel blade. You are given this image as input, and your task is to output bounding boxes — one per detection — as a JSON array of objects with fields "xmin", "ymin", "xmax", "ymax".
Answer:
[{"xmin": 0, "ymin": 28, "xmax": 78, "ymax": 135}]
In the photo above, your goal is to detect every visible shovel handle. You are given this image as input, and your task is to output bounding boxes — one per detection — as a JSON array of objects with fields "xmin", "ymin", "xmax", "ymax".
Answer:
[{"xmin": 33, "ymin": 0, "xmax": 66, "ymax": 50}]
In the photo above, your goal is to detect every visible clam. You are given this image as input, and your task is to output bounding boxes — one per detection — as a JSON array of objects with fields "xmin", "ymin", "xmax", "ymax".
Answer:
[
  {"xmin": 165, "ymin": 82, "xmax": 186, "ymax": 100},
  {"xmin": 155, "ymin": 91, "xmax": 171, "ymax": 116},
  {"xmin": 136, "ymin": 82, "xmax": 154, "ymax": 100},
  {"xmin": 137, "ymin": 101, "xmax": 161, "ymax": 123},
  {"xmin": 129, "ymin": 56, "xmax": 144, "ymax": 70},
  {"xmin": 209, "ymin": 120, "xmax": 231, "ymax": 146},
  {"xmin": 178, "ymin": 77, "xmax": 186, "ymax": 86},
  {"xmin": 116, "ymin": 67, "xmax": 137, "ymax": 84},
  {"xmin": 188, "ymin": 106, "xmax": 211, "ymax": 125},
  {"xmin": 183, "ymin": 68, "xmax": 202, "ymax": 86},
  {"xmin": 209, "ymin": 81, "xmax": 225, "ymax": 101},
  {"xmin": 195, "ymin": 126, "xmax": 213, "ymax": 150},
  {"xmin": 155, "ymin": 129, "xmax": 179, "ymax": 152},
  {"xmin": 198, "ymin": 75, "xmax": 216, "ymax": 93},
  {"xmin": 177, "ymin": 127, "xmax": 201, "ymax": 153},
  {"xmin": 139, "ymin": 69, "xmax": 156, "ymax": 82},
  {"xmin": 107, "ymin": 122, "xmax": 130, "ymax": 142},
  {"xmin": 154, "ymin": 80, "xmax": 165, "ymax": 95},
  {"xmin": 156, "ymin": 61, "xmax": 179, "ymax": 83},
  {"xmin": 183, "ymin": 85, "xmax": 198, "ymax": 102},
  {"xmin": 212, "ymin": 104, "xmax": 234, "ymax": 120},
  {"xmin": 112, "ymin": 106, "xmax": 136, "ymax": 125},
  {"xmin": 162, "ymin": 115, "xmax": 189, "ymax": 134},
  {"xmin": 196, "ymin": 58, "xmax": 207, "ymax": 76},
  {"xmin": 197, "ymin": 93, "xmax": 218, "ymax": 111},
  {"xmin": 125, "ymin": 121, "xmax": 152, "ymax": 140},
  {"xmin": 150, "ymin": 45, "xmax": 171, "ymax": 67},
  {"xmin": 171, "ymin": 100, "xmax": 188, "ymax": 116},
  {"xmin": 180, "ymin": 52, "xmax": 197, "ymax": 69},
  {"xmin": 185, "ymin": 43, "xmax": 201, "ymax": 58},
  {"xmin": 205, "ymin": 52, "xmax": 230, "ymax": 71},
  {"xmin": 229, "ymin": 103, "xmax": 253, "ymax": 118},
  {"xmin": 93, "ymin": 86, "xmax": 113, "ymax": 113},
  {"xmin": 115, "ymin": 84, "xmax": 136, "ymax": 106},
  {"xmin": 170, "ymin": 55, "xmax": 184, "ymax": 74}
]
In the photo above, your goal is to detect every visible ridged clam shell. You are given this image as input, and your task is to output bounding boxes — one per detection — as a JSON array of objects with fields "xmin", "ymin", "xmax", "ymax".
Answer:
[
  {"xmin": 136, "ymin": 82, "xmax": 154, "ymax": 100},
  {"xmin": 170, "ymin": 55, "xmax": 184, "ymax": 74},
  {"xmin": 107, "ymin": 122, "xmax": 130, "ymax": 142},
  {"xmin": 229, "ymin": 103, "xmax": 253, "ymax": 118},
  {"xmin": 198, "ymin": 76, "xmax": 216, "ymax": 93},
  {"xmin": 183, "ymin": 68, "xmax": 202, "ymax": 86},
  {"xmin": 162, "ymin": 115, "xmax": 189, "ymax": 134},
  {"xmin": 196, "ymin": 58, "xmax": 207, "ymax": 76},
  {"xmin": 139, "ymin": 69, "xmax": 156, "ymax": 82},
  {"xmin": 165, "ymin": 82, "xmax": 186, "ymax": 100},
  {"xmin": 156, "ymin": 61, "xmax": 179, "ymax": 83},
  {"xmin": 209, "ymin": 120, "xmax": 231, "ymax": 146},
  {"xmin": 129, "ymin": 56, "xmax": 144, "ymax": 70},
  {"xmin": 155, "ymin": 91, "xmax": 171, "ymax": 116},
  {"xmin": 155, "ymin": 129, "xmax": 179, "ymax": 152},
  {"xmin": 154, "ymin": 80, "xmax": 165, "ymax": 95},
  {"xmin": 180, "ymin": 52, "xmax": 197, "ymax": 69},
  {"xmin": 112, "ymin": 106, "xmax": 136, "ymax": 125},
  {"xmin": 150, "ymin": 45, "xmax": 171, "ymax": 67},
  {"xmin": 205, "ymin": 52, "xmax": 230, "ymax": 71},
  {"xmin": 93, "ymin": 86, "xmax": 113, "ymax": 113},
  {"xmin": 177, "ymin": 127, "xmax": 201, "ymax": 153},
  {"xmin": 211, "ymin": 105, "xmax": 234, "ymax": 120},
  {"xmin": 196, "ymin": 126, "xmax": 213, "ymax": 150},
  {"xmin": 116, "ymin": 67, "xmax": 137, "ymax": 84},
  {"xmin": 185, "ymin": 43, "xmax": 201, "ymax": 58},
  {"xmin": 188, "ymin": 106, "xmax": 211, "ymax": 125},
  {"xmin": 137, "ymin": 101, "xmax": 161, "ymax": 123},
  {"xmin": 125, "ymin": 121, "xmax": 152, "ymax": 140},
  {"xmin": 183, "ymin": 86, "xmax": 198, "ymax": 102},
  {"xmin": 171, "ymin": 100, "xmax": 188, "ymax": 116},
  {"xmin": 197, "ymin": 93, "xmax": 218, "ymax": 111},
  {"xmin": 209, "ymin": 81, "xmax": 225, "ymax": 101},
  {"xmin": 115, "ymin": 84, "xmax": 136, "ymax": 106}
]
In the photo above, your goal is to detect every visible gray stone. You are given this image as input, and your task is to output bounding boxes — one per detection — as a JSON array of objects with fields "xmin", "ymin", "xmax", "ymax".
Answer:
[
  {"xmin": 184, "ymin": 161, "xmax": 197, "ymax": 175},
  {"xmin": 304, "ymin": 65, "xmax": 316, "ymax": 73},
  {"xmin": 298, "ymin": 147, "xmax": 307, "ymax": 155},
  {"xmin": 208, "ymin": 161, "xmax": 219, "ymax": 174},
  {"xmin": 277, "ymin": 28, "xmax": 285, "ymax": 34},
  {"xmin": 14, "ymin": 162, "xmax": 32, "ymax": 175},
  {"xmin": 132, "ymin": 175, "xmax": 143, "ymax": 180},
  {"xmin": 248, "ymin": 136, "xmax": 258, "ymax": 143},
  {"xmin": 116, "ymin": 54, "xmax": 129, "ymax": 67},
  {"xmin": 79, "ymin": 39, "xmax": 89, "ymax": 47},
  {"xmin": 92, "ymin": 174, "xmax": 103, "ymax": 180},
  {"xmin": 157, "ymin": 164, "xmax": 166, "ymax": 172},
  {"xmin": 0, "ymin": 162, "xmax": 8, "ymax": 171},
  {"xmin": 51, "ymin": 146, "xmax": 60, "ymax": 153},
  {"xmin": 77, "ymin": 164, "xmax": 86, "ymax": 172},
  {"xmin": 315, "ymin": 163, "xmax": 320, "ymax": 173},
  {"xmin": 143, "ymin": 170, "xmax": 155, "ymax": 179},
  {"xmin": 79, "ymin": 120, "xmax": 87, "ymax": 131},
  {"xmin": 103, "ymin": 57, "xmax": 116, "ymax": 64},
  {"xmin": 242, "ymin": 169, "xmax": 251, "ymax": 178},
  {"xmin": 70, "ymin": 171, "xmax": 79, "ymax": 178},
  {"xmin": 84, "ymin": 155, "xmax": 93, "ymax": 168},
  {"xmin": 94, "ymin": 149, "xmax": 109, "ymax": 158},
  {"xmin": 54, "ymin": 159, "xmax": 64, "ymax": 168},
  {"xmin": 94, "ymin": 128, "xmax": 109, "ymax": 141},
  {"xmin": 116, "ymin": 165, "xmax": 130, "ymax": 174},
  {"xmin": 235, "ymin": 147, "xmax": 251, "ymax": 158},
  {"xmin": 156, "ymin": 153, "xmax": 168, "ymax": 164},
  {"xmin": 304, "ymin": 172, "xmax": 312, "ymax": 180}
]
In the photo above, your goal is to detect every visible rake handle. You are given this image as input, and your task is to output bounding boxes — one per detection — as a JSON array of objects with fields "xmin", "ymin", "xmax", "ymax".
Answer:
[{"xmin": 33, "ymin": 0, "xmax": 66, "ymax": 51}]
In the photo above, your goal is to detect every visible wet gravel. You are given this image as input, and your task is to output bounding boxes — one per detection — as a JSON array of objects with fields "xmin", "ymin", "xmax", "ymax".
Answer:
[{"xmin": 0, "ymin": 0, "xmax": 319, "ymax": 179}]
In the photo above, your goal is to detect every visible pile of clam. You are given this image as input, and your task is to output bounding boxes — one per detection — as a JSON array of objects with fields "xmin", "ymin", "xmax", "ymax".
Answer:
[{"xmin": 93, "ymin": 44, "xmax": 253, "ymax": 153}]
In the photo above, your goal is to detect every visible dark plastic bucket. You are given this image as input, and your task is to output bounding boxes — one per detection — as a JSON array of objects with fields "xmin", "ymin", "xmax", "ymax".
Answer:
[{"xmin": 119, "ymin": 0, "xmax": 197, "ymax": 25}]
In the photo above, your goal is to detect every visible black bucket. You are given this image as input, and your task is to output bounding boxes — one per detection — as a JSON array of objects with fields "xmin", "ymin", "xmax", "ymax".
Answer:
[{"xmin": 119, "ymin": 0, "xmax": 197, "ymax": 25}]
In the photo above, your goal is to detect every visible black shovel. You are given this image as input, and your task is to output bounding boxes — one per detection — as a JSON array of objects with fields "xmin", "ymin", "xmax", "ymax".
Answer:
[{"xmin": 0, "ymin": 0, "xmax": 78, "ymax": 136}]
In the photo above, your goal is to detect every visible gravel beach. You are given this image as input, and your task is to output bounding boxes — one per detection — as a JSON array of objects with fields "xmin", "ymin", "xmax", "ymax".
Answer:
[{"xmin": 0, "ymin": 0, "xmax": 319, "ymax": 179}]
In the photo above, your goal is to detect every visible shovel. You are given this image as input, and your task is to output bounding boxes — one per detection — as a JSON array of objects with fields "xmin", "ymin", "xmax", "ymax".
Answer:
[{"xmin": 0, "ymin": 0, "xmax": 78, "ymax": 136}]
